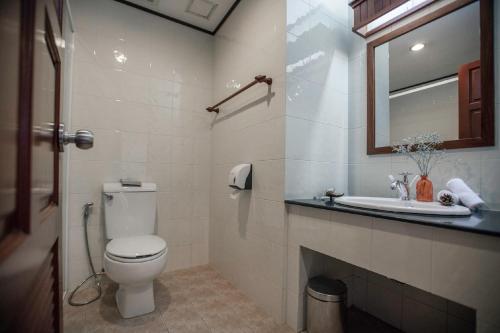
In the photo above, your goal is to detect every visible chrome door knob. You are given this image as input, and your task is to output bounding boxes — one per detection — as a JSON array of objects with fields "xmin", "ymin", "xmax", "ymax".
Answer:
[
  {"xmin": 59, "ymin": 123, "xmax": 94, "ymax": 152},
  {"xmin": 64, "ymin": 130, "xmax": 94, "ymax": 149}
]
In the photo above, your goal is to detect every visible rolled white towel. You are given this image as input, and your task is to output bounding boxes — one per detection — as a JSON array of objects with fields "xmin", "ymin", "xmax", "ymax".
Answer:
[
  {"xmin": 446, "ymin": 178, "xmax": 484, "ymax": 209},
  {"xmin": 437, "ymin": 190, "xmax": 459, "ymax": 205}
]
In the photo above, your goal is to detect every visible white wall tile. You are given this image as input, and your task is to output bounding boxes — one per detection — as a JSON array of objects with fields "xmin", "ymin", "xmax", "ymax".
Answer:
[
  {"xmin": 67, "ymin": 0, "xmax": 212, "ymax": 290},
  {"xmin": 286, "ymin": 290, "xmax": 304, "ymax": 332},
  {"xmin": 120, "ymin": 132, "xmax": 148, "ymax": 162},
  {"xmin": 309, "ymin": 0, "xmax": 349, "ymax": 28},
  {"xmin": 191, "ymin": 242, "xmax": 209, "ymax": 266},
  {"xmin": 288, "ymin": 207, "xmax": 331, "ymax": 256},
  {"xmin": 147, "ymin": 134, "xmax": 172, "ymax": 164},
  {"xmin": 371, "ymin": 218, "xmax": 433, "ymax": 290},
  {"xmin": 480, "ymin": 159, "xmax": 500, "ymax": 203},
  {"xmin": 285, "ymin": 0, "xmax": 350, "ymax": 200},
  {"xmin": 286, "ymin": 74, "xmax": 322, "ymax": 121},
  {"xmin": 72, "ymin": 61, "xmax": 121, "ymax": 99},
  {"xmin": 286, "ymin": 117, "xmax": 313, "ymax": 160},
  {"xmin": 253, "ymin": 159, "xmax": 285, "ymax": 202},
  {"xmin": 210, "ymin": 0, "xmax": 287, "ymax": 324},
  {"xmin": 118, "ymin": 101, "xmax": 152, "ymax": 133},
  {"xmin": 167, "ymin": 191, "xmax": 194, "ymax": 220},
  {"xmin": 68, "ymin": 193, "xmax": 101, "ymax": 227},
  {"xmin": 69, "ymin": 128, "xmax": 120, "ymax": 162},
  {"xmin": 166, "ymin": 245, "xmax": 192, "ymax": 272},
  {"xmin": 365, "ymin": 276, "xmax": 403, "ymax": 329},
  {"xmin": 252, "ymin": 198, "xmax": 286, "ymax": 245},
  {"xmin": 149, "ymin": 77, "xmax": 174, "ymax": 108},
  {"xmin": 329, "ymin": 212, "xmax": 372, "ymax": 269},
  {"xmin": 120, "ymin": 71, "xmax": 151, "ymax": 105},
  {"xmin": 285, "ymin": 159, "xmax": 312, "ymax": 199},
  {"xmin": 145, "ymin": 162, "xmax": 171, "ymax": 192},
  {"xmin": 348, "ymin": 162, "xmax": 393, "ymax": 197},
  {"xmin": 432, "ymin": 229, "xmax": 500, "ymax": 328},
  {"xmin": 70, "ymin": 94, "xmax": 120, "ymax": 131},
  {"xmin": 171, "ymin": 136, "xmax": 194, "ymax": 165}
]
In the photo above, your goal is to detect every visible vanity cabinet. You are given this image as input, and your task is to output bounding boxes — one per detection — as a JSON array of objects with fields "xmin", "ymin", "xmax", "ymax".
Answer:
[{"xmin": 285, "ymin": 204, "xmax": 500, "ymax": 332}]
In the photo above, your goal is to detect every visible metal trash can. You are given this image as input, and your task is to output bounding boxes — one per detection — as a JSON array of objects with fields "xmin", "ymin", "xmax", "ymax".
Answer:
[{"xmin": 306, "ymin": 277, "xmax": 347, "ymax": 333}]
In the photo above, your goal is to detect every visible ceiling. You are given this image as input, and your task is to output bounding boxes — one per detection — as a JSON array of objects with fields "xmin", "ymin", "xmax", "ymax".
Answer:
[
  {"xmin": 386, "ymin": 1, "xmax": 480, "ymax": 91},
  {"xmin": 116, "ymin": 0, "xmax": 240, "ymax": 34}
]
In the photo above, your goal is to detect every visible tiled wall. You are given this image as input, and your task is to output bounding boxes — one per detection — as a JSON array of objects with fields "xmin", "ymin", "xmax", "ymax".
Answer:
[
  {"xmin": 348, "ymin": 0, "xmax": 500, "ymax": 203},
  {"xmin": 209, "ymin": 0, "xmax": 287, "ymax": 323},
  {"xmin": 285, "ymin": 0, "xmax": 351, "ymax": 199},
  {"xmin": 302, "ymin": 248, "xmax": 476, "ymax": 333},
  {"xmin": 67, "ymin": 0, "xmax": 213, "ymax": 289},
  {"xmin": 389, "ymin": 82, "xmax": 459, "ymax": 143},
  {"xmin": 374, "ymin": 43, "xmax": 391, "ymax": 147},
  {"xmin": 286, "ymin": 206, "xmax": 500, "ymax": 332}
]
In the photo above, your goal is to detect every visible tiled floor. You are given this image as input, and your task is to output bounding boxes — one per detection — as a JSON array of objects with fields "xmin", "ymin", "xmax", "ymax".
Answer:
[{"xmin": 64, "ymin": 265, "xmax": 294, "ymax": 333}]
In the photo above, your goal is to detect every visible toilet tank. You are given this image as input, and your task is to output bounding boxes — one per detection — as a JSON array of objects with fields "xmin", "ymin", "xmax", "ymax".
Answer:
[{"xmin": 103, "ymin": 182, "xmax": 157, "ymax": 239}]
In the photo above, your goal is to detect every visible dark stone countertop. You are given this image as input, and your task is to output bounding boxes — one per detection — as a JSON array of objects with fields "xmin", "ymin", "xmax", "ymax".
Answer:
[{"xmin": 285, "ymin": 199, "xmax": 500, "ymax": 237}]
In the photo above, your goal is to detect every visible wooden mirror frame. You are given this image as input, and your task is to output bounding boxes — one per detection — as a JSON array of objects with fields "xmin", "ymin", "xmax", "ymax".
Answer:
[{"xmin": 367, "ymin": 0, "xmax": 494, "ymax": 155}]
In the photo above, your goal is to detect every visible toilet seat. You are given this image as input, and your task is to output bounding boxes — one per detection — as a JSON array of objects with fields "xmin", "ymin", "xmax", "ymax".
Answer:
[
  {"xmin": 105, "ymin": 249, "xmax": 167, "ymax": 263},
  {"xmin": 105, "ymin": 235, "xmax": 167, "ymax": 263}
]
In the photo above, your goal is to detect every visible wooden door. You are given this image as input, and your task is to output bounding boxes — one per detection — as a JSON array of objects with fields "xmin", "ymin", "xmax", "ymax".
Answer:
[
  {"xmin": 458, "ymin": 60, "xmax": 482, "ymax": 139},
  {"xmin": 0, "ymin": 0, "xmax": 64, "ymax": 332}
]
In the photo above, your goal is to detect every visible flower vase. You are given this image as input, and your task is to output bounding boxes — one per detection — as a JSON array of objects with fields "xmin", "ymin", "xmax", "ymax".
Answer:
[{"xmin": 416, "ymin": 175, "xmax": 433, "ymax": 202}]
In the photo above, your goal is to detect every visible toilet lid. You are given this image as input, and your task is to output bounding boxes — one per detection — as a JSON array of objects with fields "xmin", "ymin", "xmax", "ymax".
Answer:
[{"xmin": 106, "ymin": 235, "xmax": 167, "ymax": 258}]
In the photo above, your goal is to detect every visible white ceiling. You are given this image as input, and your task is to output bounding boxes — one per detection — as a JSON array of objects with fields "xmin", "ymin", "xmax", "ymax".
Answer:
[
  {"xmin": 387, "ymin": 1, "xmax": 480, "ymax": 91},
  {"xmin": 119, "ymin": 0, "xmax": 239, "ymax": 33}
]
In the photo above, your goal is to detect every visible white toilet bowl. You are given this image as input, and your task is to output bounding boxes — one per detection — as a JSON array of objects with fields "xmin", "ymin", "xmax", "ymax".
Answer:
[{"xmin": 103, "ymin": 235, "xmax": 167, "ymax": 318}]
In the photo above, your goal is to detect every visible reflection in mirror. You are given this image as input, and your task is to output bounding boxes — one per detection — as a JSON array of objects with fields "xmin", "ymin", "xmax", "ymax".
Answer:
[{"xmin": 374, "ymin": 2, "xmax": 480, "ymax": 148}]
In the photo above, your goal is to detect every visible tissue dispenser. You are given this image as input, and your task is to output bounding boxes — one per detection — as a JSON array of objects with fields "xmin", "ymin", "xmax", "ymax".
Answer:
[{"xmin": 228, "ymin": 164, "xmax": 252, "ymax": 190}]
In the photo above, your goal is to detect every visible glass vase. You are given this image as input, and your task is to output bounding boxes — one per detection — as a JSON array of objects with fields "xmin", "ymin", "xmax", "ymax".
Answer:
[{"xmin": 416, "ymin": 175, "xmax": 433, "ymax": 202}]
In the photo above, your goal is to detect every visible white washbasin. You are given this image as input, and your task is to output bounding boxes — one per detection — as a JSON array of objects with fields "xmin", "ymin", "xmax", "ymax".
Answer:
[{"xmin": 335, "ymin": 196, "xmax": 471, "ymax": 216}]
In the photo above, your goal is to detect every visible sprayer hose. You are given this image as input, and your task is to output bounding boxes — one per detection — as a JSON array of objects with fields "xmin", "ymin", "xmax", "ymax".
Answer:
[{"xmin": 68, "ymin": 203, "xmax": 103, "ymax": 306}]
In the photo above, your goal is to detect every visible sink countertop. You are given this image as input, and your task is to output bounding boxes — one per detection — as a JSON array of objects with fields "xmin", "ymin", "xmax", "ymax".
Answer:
[{"xmin": 285, "ymin": 199, "xmax": 500, "ymax": 237}]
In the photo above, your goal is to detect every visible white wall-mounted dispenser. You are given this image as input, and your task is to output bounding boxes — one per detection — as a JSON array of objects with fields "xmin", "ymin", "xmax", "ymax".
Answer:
[{"xmin": 228, "ymin": 164, "xmax": 252, "ymax": 190}]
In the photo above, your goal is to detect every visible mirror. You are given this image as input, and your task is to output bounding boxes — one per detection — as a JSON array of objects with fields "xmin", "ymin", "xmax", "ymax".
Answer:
[{"xmin": 367, "ymin": 0, "xmax": 494, "ymax": 154}]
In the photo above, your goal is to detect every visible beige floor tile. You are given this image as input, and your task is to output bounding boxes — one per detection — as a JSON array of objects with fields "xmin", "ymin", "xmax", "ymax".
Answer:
[{"xmin": 63, "ymin": 266, "xmax": 293, "ymax": 333}]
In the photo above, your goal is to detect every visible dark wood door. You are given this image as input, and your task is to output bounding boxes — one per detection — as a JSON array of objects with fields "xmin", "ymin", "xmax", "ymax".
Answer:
[
  {"xmin": 0, "ymin": 0, "xmax": 64, "ymax": 332},
  {"xmin": 459, "ymin": 59, "xmax": 482, "ymax": 139}
]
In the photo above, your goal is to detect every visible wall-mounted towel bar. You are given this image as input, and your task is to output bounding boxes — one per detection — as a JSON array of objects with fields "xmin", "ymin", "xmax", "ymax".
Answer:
[{"xmin": 206, "ymin": 75, "xmax": 272, "ymax": 113}]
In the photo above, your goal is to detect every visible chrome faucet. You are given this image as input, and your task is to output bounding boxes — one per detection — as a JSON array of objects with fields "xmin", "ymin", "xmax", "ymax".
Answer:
[{"xmin": 389, "ymin": 172, "xmax": 413, "ymax": 201}]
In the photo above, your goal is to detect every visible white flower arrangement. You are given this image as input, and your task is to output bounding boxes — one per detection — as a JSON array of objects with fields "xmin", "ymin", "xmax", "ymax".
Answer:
[{"xmin": 392, "ymin": 133, "xmax": 445, "ymax": 176}]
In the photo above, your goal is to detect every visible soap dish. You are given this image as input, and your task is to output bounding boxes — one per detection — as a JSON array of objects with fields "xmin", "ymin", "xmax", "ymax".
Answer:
[{"xmin": 325, "ymin": 189, "xmax": 344, "ymax": 202}]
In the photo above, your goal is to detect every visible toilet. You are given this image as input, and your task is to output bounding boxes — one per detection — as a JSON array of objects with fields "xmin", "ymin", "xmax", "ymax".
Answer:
[{"xmin": 102, "ymin": 182, "xmax": 167, "ymax": 318}]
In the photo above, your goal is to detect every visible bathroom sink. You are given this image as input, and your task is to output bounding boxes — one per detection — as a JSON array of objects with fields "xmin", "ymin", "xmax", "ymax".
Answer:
[{"xmin": 335, "ymin": 196, "xmax": 471, "ymax": 216}]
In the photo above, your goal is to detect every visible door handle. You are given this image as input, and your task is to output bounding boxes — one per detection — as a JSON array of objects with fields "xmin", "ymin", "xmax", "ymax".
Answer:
[{"xmin": 58, "ymin": 123, "xmax": 94, "ymax": 152}]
